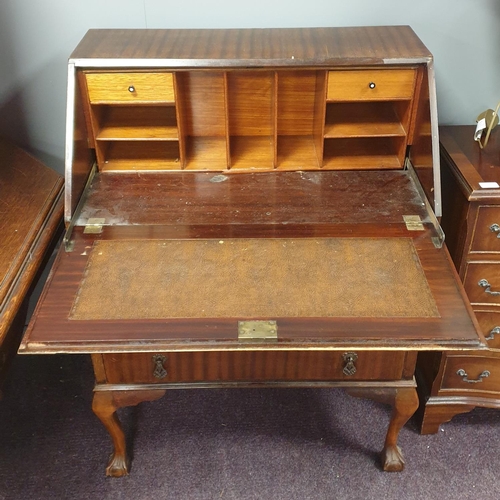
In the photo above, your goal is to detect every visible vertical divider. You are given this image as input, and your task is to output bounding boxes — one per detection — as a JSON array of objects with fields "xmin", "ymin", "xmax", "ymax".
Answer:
[
  {"xmin": 78, "ymin": 71, "xmax": 97, "ymax": 150},
  {"xmin": 223, "ymin": 71, "xmax": 231, "ymax": 170},
  {"xmin": 314, "ymin": 70, "xmax": 328, "ymax": 168},
  {"xmin": 272, "ymin": 71, "xmax": 278, "ymax": 169},
  {"xmin": 406, "ymin": 66, "xmax": 424, "ymax": 145},
  {"xmin": 173, "ymin": 73, "xmax": 186, "ymax": 169}
]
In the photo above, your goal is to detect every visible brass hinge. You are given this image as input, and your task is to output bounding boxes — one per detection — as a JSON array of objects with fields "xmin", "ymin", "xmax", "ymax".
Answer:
[
  {"xmin": 238, "ymin": 321, "xmax": 278, "ymax": 342},
  {"xmin": 403, "ymin": 215, "xmax": 425, "ymax": 231},
  {"xmin": 83, "ymin": 217, "xmax": 105, "ymax": 234}
]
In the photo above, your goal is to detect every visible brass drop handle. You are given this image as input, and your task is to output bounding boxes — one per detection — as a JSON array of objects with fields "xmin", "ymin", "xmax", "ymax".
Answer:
[
  {"xmin": 478, "ymin": 279, "xmax": 500, "ymax": 296},
  {"xmin": 128, "ymin": 85, "xmax": 136, "ymax": 93},
  {"xmin": 490, "ymin": 224, "xmax": 500, "ymax": 238},
  {"xmin": 342, "ymin": 352, "xmax": 358, "ymax": 376},
  {"xmin": 368, "ymin": 82, "xmax": 376, "ymax": 89},
  {"xmin": 152, "ymin": 354, "xmax": 167, "ymax": 379},
  {"xmin": 456, "ymin": 368, "xmax": 490, "ymax": 384},
  {"xmin": 486, "ymin": 326, "xmax": 500, "ymax": 340}
]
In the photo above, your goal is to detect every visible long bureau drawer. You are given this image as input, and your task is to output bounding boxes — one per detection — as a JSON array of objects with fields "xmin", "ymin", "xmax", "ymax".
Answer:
[
  {"xmin": 101, "ymin": 351, "xmax": 408, "ymax": 384},
  {"xmin": 440, "ymin": 354, "xmax": 500, "ymax": 393},
  {"xmin": 470, "ymin": 206, "xmax": 500, "ymax": 253},
  {"xmin": 326, "ymin": 69, "xmax": 416, "ymax": 101},
  {"xmin": 85, "ymin": 72, "xmax": 175, "ymax": 103}
]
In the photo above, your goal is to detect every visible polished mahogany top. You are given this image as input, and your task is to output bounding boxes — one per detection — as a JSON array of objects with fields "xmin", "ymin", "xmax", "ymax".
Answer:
[
  {"xmin": 439, "ymin": 125, "xmax": 500, "ymax": 201},
  {"xmin": 70, "ymin": 26, "xmax": 432, "ymax": 66}
]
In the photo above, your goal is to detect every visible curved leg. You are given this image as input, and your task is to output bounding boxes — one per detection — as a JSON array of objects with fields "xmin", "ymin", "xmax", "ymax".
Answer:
[
  {"xmin": 346, "ymin": 386, "xmax": 419, "ymax": 472},
  {"xmin": 92, "ymin": 389, "xmax": 166, "ymax": 477},
  {"xmin": 381, "ymin": 387, "xmax": 419, "ymax": 471}
]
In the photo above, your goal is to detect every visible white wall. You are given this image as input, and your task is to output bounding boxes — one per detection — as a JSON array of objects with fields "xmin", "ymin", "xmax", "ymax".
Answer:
[{"xmin": 0, "ymin": 0, "xmax": 498, "ymax": 173}]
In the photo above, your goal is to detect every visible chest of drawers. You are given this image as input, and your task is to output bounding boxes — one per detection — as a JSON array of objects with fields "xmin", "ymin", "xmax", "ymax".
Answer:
[
  {"xmin": 20, "ymin": 27, "xmax": 484, "ymax": 477},
  {"xmin": 418, "ymin": 125, "xmax": 500, "ymax": 433}
]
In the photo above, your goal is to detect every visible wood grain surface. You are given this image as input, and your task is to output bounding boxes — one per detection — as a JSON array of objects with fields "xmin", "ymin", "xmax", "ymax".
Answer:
[{"xmin": 70, "ymin": 27, "xmax": 431, "ymax": 66}]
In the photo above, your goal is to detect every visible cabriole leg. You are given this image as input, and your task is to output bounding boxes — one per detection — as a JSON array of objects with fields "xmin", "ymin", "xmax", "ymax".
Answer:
[
  {"xmin": 92, "ymin": 389, "xmax": 166, "ymax": 477},
  {"xmin": 381, "ymin": 387, "xmax": 419, "ymax": 471},
  {"xmin": 346, "ymin": 386, "xmax": 419, "ymax": 472}
]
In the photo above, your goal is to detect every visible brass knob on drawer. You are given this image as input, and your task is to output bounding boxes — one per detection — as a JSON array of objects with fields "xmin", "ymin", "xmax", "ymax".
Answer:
[
  {"xmin": 128, "ymin": 85, "xmax": 136, "ymax": 93},
  {"xmin": 368, "ymin": 82, "xmax": 376, "ymax": 89},
  {"xmin": 486, "ymin": 326, "xmax": 500, "ymax": 340},
  {"xmin": 490, "ymin": 224, "xmax": 500, "ymax": 238},
  {"xmin": 152, "ymin": 354, "xmax": 167, "ymax": 379},
  {"xmin": 478, "ymin": 279, "xmax": 500, "ymax": 296},
  {"xmin": 342, "ymin": 352, "xmax": 358, "ymax": 376},
  {"xmin": 456, "ymin": 368, "xmax": 490, "ymax": 384}
]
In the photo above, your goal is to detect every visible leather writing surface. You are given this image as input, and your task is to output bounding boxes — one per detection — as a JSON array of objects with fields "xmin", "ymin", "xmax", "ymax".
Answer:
[{"xmin": 70, "ymin": 237, "xmax": 438, "ymax": 321}]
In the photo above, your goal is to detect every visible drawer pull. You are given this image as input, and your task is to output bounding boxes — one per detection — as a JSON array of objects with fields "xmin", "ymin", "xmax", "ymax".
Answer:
[
  {"xmin": 368, "ymin": 82, "xmax": 376, "ymax": 89},
  {"xmin": 478, "ymin": 279, "xmax": 500, "ymax": 296},
  {"xmin": 128, "ymin": 85, "xmax": 136, "ymax": 93},
  {"xmin": 486, "ymin": 326, "xmax": 500, "ymax": 340},
  {"xmin": 490, "ymin": 224, "xmax": 500, "ymax": 238},
  {"xmin": 152, "ymin": 354, "xmax": 167, "ymax": 379},
  {"xmin": 342, "ymin": 352, "xmax": 358, "ymax": 376},
  {"xmin": 456, "ymin": 368, "xmax": 490, "ymax": 384}
]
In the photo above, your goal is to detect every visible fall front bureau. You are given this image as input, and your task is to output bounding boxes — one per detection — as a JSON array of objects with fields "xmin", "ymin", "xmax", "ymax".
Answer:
[{"xmin": 20, "ymin": 27, "xmax": 484, "ymax": 477}]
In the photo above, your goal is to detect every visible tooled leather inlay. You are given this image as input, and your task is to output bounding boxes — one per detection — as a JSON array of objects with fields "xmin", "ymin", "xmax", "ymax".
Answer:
[{"xmin": 70, "ymin": 238, "xmax": 439, "ymax": 320}]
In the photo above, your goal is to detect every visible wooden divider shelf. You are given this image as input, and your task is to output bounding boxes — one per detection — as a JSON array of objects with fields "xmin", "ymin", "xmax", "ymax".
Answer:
[{"xmin": 82, "ymin": 66, "xmax": 417, "ymax": 173}]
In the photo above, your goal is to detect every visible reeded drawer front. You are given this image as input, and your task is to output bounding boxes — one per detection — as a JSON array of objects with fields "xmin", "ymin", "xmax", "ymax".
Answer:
[
  {"xmin": 327, "ymin": 69, "xmax": 416, "ymax": 101},
  {"xmin": 102, "ymin": 350, "xmax": 408, "ymax": 384},
  {"xmin": 86, "ymin": 72, "xmax": 175, "ymax": 103},
  {"xmin": 470, "ymin": 206, "xmax": 500, "ymax": 253},
  {"xmin": 464, "ymin": 263, "xmax": 500, "ymax": 306},
  {"xmin": 441, "ymin": 355, "xmax": 500, "ymax": 393},
  {"xmin": 474, "ymin": 311, "xmax": 500, "ymax": 350}
]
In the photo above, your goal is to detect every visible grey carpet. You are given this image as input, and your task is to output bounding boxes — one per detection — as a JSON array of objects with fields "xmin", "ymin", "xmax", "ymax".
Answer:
[{"xmin": 0, "ymin": 354, "xmax": 499, "ymax": 500}]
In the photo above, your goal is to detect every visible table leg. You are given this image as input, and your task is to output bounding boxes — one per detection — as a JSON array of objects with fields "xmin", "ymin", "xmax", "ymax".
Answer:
[
  {"xmin": 92, "ymin": 389, "xmax": 166, "ymax": 477},
  {"xmin": 346, "ymin": 386, "xmax": 419, "ymax": 472}
]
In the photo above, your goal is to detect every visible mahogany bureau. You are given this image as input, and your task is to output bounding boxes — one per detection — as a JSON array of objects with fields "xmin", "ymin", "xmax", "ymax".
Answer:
[
  {"xmin": 418, "ymin": 125, "xmax": 500, "ymax": 433},
  {"xmin": 0, "ymin": 138, "xmax": 63, "ymax": 391},
  {"xmin": 20, "ymin": 27, "xmax": 484, "ymax": 476}
]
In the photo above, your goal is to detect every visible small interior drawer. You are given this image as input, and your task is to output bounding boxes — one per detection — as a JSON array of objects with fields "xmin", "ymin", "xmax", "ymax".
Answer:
[
  {"xmin": 474, "ymin": 310, "xmax": 500, "ymax": 350},
  {"xmin": 327, "ymin": 69, "xmax": 416, "ymax": 101},
  {"xmin": 441, "ymin": 355, "xmax": 500, "ymax": 393},
  {"xmin": 86, "ymin": 72, "xmax": 175, "ymax": 103},
  {"xmin": 470, "ymin": 206, "xmax": 500, "ymax": 253},
  {"xmin": 102, "ymin": 350, "xmax": 407, "ymax": 384},
  {"xmin": 464, "ymin": 263, "xmax": 500, "ymax": 306}
]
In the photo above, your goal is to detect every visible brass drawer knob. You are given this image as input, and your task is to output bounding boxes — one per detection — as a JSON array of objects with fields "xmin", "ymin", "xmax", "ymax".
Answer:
[
  {"xmin": 490, "ymin": 224, "xmax": 500, "ymax": 238},
  {"xmin": 152, "ymin": 354, "xmax": 167, "ymax": 379},
  {"xmin": 486, "ymin": 326, "xmax": 500, "ymax": 341},
  {"xmin": 342, "ymin": 352, "xmax": 358, "ymax": 376},
  {"xmin": 128, "ymin": 85, "xmax": 136, "ymax": 93},
  {"xmin": 456, "ymin": 368, "xmax": 490, "ymax": 384},
  {"xmin": 478, "ymin": 279, "xmax": 500, "ymax": 296}
]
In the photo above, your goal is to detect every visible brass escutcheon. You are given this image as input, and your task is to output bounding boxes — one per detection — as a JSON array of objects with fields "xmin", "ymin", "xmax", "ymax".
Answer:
[
  {"xmin": 152, "ymin": 354, "xmax": 167, "ymax": 379},
  {"xmin": 342, "ymin": 352, "xmax": 358, "ymax": 376}
]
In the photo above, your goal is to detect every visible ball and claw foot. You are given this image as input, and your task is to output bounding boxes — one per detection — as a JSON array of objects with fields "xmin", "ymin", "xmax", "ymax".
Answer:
[
  {"xmin": 105, "ymin": 452, "xmax": 130, "ymax": 477},
  {"xmin": 381, "ymin": 445, "xmax": 405, "ymax": 472}
]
